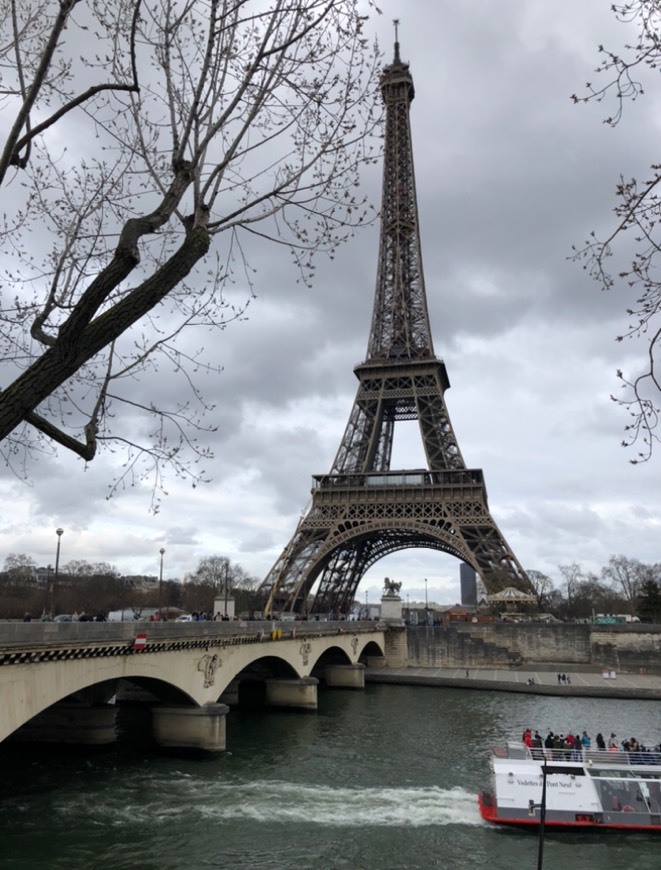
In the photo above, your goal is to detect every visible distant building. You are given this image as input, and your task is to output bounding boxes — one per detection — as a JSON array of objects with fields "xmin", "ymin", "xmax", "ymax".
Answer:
[
  {"xmin": 123, "ymin": 575, "xmax": 159, "ymax": 589},
  {"xmin": 476, "ymin": 577, "xmax": 488, "ymax": 606},
  {"xmin": 460, "ymin": 563, "xmax": 476, "ymax": 606}
]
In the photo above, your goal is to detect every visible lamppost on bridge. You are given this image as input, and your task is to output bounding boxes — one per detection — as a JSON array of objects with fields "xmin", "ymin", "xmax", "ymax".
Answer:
[
  {"xmin": 44, "ymin": 564, "xmax": 52, "ymax": 617},
  {"xmin": 424, "ymin": 578, "xmax": 429, "ymax": 625},
  {"xmin": 223, "ymin": 559, "xmax": 230, "ymax": 619},
  {"xmin": 51, "ymin": 528, "xmax": 63, "ymax": 615},
  {"xmin": 159, "ymin": 547, "xmax": 165, "ymax": 620}
]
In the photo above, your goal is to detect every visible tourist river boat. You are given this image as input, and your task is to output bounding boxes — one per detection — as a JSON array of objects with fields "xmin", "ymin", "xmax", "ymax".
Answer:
[{"xmin": 479, "ymin": 741, "xmax": 661, "ymax": 830}]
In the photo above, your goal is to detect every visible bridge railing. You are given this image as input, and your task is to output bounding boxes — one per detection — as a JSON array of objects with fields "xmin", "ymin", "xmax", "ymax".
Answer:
[{"xmin": 0, "ymin": 620, "xmax": 385, "ymax": 658}]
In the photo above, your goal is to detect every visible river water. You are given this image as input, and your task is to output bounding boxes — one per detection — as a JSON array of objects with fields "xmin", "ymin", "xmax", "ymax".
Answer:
[{"xmin": 1, "ymin": 684, "xmax": 660, "ymax": 869}]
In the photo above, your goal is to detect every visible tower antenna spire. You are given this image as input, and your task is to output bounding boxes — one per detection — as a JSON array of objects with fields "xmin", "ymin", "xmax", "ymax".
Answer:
[{"xmin": 393, "ymin": 18, "xmax": 401, "ymax": 63}]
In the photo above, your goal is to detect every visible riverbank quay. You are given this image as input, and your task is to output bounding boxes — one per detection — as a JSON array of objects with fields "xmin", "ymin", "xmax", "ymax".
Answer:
[{"xmin": 364, "ymin": 665, "xmax": 661, "ymax": 700}]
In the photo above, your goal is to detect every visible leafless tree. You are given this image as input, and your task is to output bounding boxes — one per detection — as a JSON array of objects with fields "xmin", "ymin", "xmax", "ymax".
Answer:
[
  {"xmin": 3, "ymin": 553, "xmax": 38, "ymax": 583},
  {"xmin": 0, "ymin": 0, "xmax": 382, "ymax": 504},
  {"xmin": 189, "ymin": 555, "xmax": 231, "ymax": 592},
  {"xmin": 525, "ymin": 569, "xmax": 554, "ymax": 607},
  {"xmin": 572, "ymin": 0, "xmax": 661, "ymax": 462},
  {"xmin": 63, "ymin": 560, "xmax": 120, "ymax": 581},
  {"xmin": 601, "ymin": 553, "xmax": 646, "ymax": 608},
  {"xmin": 559, "ymin": 562, "xmax": 584, "ymax": 611}
]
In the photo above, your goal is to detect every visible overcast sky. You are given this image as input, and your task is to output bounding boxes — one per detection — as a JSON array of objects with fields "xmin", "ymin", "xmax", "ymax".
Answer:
[{"xmin": 2, "ymin": 0, "xmax": 660, "ymax": 607}]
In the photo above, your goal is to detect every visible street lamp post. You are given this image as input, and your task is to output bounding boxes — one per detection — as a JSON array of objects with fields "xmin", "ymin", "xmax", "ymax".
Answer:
[
  {"xmin": 424, "ymin": 578, "xmax": 430, "ymax": 625},
  {"xmin": 44, "ymin": 564, "xmax": 52, "ymax": 617},
  {"xmin": 159, "ymin": 548, "xmax": 165, "ymax": 620},
  {"xmin": 52, "ymin": 528, "xmax": 63, "ymax": 615},
  {"xmin": 528, "ymin": 758, "xmax": 548, "ymax": 869}
]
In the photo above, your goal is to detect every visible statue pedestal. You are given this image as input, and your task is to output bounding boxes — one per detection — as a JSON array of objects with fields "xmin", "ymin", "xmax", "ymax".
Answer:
[
  {"xmin": 380, "ymin": 594, "xmax": 403, "ymax": 622},
  {"xmin": 214, "ymin": 595, "xmax": 235, "ymax": 620}
]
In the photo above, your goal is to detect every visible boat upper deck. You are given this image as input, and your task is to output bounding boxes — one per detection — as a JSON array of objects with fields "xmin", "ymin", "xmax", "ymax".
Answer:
[{"xmin": 496, "ymin": 741, "xmax": 661, "ymax": 770}]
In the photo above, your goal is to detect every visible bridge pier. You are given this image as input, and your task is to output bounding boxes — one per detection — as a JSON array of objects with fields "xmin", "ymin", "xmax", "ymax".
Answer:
[
  {"xmin": 324, "ymin": 663, "xmax": 366, "ymax": 689},
  {"xmin": 363, "ymin": 655, "xmax": 387, "ymax": 668},
  {"xmin": 219, "ymin": 679, "xmax": 240, "ymax": 706},
  {"xmin": 12, "ymin": 703, "xmax": 118, "ymax": 745},
  {"xmin": 152, "ymin": 702, "xmax": 229, "ymax": 752},
  {"xmin": 265, "ymin": 677, "xmax": 318, "ymax": 710}
]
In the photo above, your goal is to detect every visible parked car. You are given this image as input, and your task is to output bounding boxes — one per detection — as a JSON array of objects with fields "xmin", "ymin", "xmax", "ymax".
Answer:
[
  {"xmin": 54, "ymin": 614, "xmax": 72, "ymax": 622},
  {"xmin": 175, "ymin": 614, "xmax": 194, "ymax": 622}
]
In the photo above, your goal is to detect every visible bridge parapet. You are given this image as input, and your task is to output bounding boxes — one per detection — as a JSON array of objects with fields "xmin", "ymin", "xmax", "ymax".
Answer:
[{"xmin": 0, "ymin": 620, "xmax": 381, "ymax": 664}]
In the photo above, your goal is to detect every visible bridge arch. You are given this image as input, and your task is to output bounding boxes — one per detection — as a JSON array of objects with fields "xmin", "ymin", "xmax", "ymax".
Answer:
[{"xmin": 310, "ymin": 644, "xmax": 352, "ymax": 668}]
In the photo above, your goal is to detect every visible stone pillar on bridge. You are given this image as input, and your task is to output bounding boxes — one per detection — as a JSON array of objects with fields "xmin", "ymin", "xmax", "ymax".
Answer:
[
  {"xmin": 384, "ymin": 625, "xmax": 408, "ymax": 667},
  {"xmin": 265, "ymin": 676, "xmax": 318, "ymax": 710},
  {"xmin": 324, "ymin": 663, "xmax": 366, "ymax": 689},
  {"xmin": 152, "ymin": 702, "xmax": 230, "ymax": 752}
]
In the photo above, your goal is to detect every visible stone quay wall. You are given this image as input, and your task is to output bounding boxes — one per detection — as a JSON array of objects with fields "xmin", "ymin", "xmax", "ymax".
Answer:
[{"xmin": 405, "ymin": 623, "xmax": 661, "ymax": 674}]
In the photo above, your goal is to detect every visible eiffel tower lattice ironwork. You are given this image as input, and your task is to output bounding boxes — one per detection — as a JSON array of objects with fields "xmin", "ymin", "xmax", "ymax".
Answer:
[{"xmin": 259, "ymin": 39, "xmax": 530, "ymax": 617}]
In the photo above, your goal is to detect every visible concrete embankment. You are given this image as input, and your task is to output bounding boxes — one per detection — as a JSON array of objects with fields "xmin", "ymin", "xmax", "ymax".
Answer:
[
  {"xmin": 403, "ymin": 623, "xmax": 661, "ymax": 676},
  {"xmin": 365, "ymin": 665, "xmax": 661, "ymax": 701}
]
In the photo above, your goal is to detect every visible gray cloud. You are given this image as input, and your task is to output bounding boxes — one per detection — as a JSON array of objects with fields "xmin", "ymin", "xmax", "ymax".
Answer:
[{"xmin": 2, "ymin": 0, "xmax": 660, "ymax": 604}]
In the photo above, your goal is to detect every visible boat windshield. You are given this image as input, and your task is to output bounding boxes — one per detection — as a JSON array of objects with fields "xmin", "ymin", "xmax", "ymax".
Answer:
[{"xmin": 591, "ymin": 776, "xmax": 651, "ymax": 813}]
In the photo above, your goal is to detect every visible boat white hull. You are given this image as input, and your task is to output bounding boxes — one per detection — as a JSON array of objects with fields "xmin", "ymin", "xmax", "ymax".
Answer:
[{"xmin": 479, "ymin": 742, "xmax": 661, "ymax": 832}]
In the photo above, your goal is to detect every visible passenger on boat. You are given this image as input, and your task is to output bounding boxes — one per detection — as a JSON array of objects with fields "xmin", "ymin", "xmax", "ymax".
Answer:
[
  {"xmin": 596, "ymin": 732, "xmax": 606, "ymax": 750},
  {"xmin": 608, "ymin": 733, "xmax": 618, "ymax": 750},
  {"xmin": 581, "ymin": 730, "xmax": 591, "ymax": 749},
  {"xmin": 571, "ymin": 732, "xmax": 583, "ymax": 760}
]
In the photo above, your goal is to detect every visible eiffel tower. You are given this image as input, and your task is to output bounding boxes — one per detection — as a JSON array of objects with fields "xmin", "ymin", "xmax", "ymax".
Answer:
[{"xmin": 260, "ymin": 36, "xmax": 530, "ymax": 617}]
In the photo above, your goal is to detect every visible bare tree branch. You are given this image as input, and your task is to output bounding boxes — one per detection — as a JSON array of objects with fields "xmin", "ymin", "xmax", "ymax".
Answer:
[
  {"xmin": 572, "ymin": 0, "xmax": 661, "ymax": 461},
  {"xmin": 0, "ymin": 0, "xmax": 382, "ymax": 501}
]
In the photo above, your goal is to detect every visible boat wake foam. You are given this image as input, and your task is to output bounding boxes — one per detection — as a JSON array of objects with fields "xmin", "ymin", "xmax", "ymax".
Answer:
[{"xmin": 170, "ymin": 780, "xmax": 480, "ymax": 827}]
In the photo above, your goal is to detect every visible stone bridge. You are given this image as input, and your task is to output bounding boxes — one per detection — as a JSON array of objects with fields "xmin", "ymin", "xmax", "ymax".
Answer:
[{"xmin": 0, "ymin": 620, "xmax": 399, "ymax": 751}]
